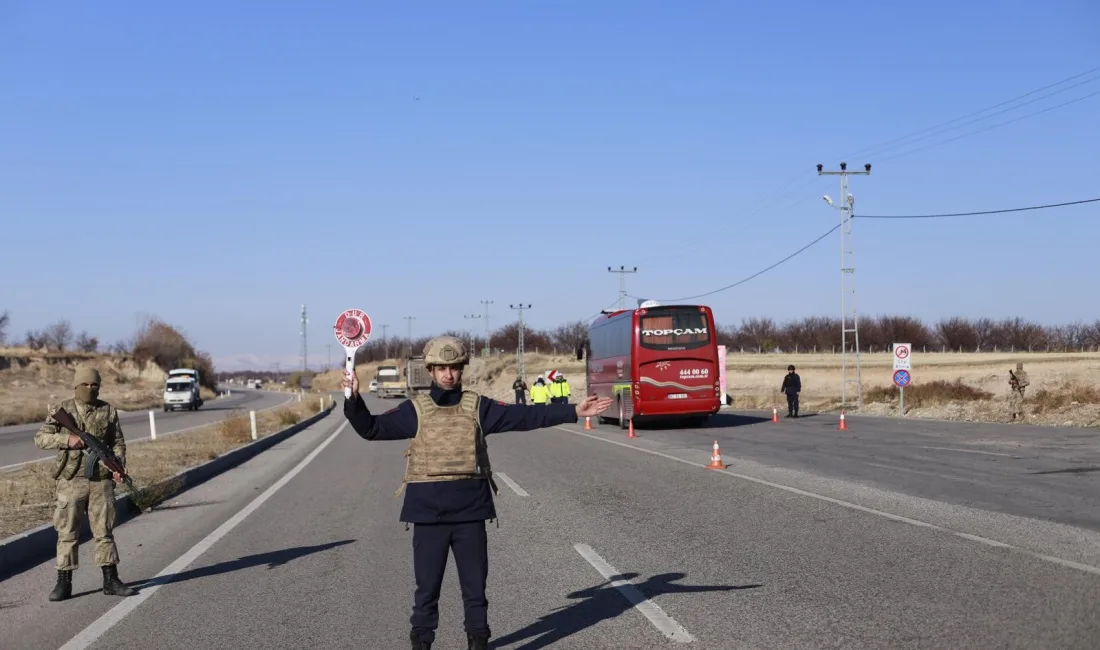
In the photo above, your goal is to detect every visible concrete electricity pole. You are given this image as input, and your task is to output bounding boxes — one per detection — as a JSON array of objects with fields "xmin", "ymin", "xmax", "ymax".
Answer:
[
  {"xmin": 403, "ymin": 316, "xmax": 415, "ymax": 358},
  {"xmin": 510, "ymin": 303, "xmax": 531, "ymax": 380},
  {"xmin": 380, "ymin": 324, "xmax": 390, "ymax": 359},
  {"xmin": 464, "ymin": 313, "xmax": 482, "ymax": 353},
  {"xmin": 299, "ymin": 304, "xmax": 308, "ymax": 372},
  {"xmin": 607, "ymin": 266, "xmax": 638, "ymax": 309},
  {"xmin": 817, "ymin": 161, "xmax": 871, "ymax": 411},
  {"xmin": 480, "ymin": 300, "xmax": 493, "ymax": 355}
]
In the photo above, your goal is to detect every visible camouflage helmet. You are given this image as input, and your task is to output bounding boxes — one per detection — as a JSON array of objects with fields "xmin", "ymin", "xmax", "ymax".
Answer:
[{"xmin": 423, "ymin": 336, "xmax": 469, "ymax": 366}]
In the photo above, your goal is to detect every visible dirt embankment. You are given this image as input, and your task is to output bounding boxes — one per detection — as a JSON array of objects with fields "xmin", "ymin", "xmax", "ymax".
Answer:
[{"xmin": 0, "ymin": 348, "xmax": 207, "ymax": 426}]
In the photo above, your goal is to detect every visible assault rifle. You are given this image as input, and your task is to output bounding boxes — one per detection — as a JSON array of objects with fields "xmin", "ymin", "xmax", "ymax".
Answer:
[
  {"xmin": 1008, "ymin": 369, "xmax": 1018, "ymax": 386},
  {"xmin": 51, "ymin": 407, "xmax": 138, "ymax": 495}
]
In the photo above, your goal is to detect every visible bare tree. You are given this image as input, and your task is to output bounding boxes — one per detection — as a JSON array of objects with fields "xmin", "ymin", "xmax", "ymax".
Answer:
[{"xmin": 43, "ymin": 319, "xmax": 74, "ymax": 351}]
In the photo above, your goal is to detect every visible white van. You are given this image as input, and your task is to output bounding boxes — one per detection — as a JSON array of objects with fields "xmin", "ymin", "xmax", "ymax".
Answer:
[{"xmin": 163, "ymin": 376, "xmax": 202, "ymax": 411}]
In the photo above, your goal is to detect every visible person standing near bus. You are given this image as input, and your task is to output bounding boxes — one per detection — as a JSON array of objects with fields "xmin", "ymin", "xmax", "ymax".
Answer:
[
  {"xmin": 529, "ymin": 377, "xmax": 550, "ymax": 406},
  {"xmin": 780, "ymin": 364, "xmax": 802, "ymax": 417},
  {"xmin": 549, "ymin": 374, "xmax": 571, "ymax": 404}
]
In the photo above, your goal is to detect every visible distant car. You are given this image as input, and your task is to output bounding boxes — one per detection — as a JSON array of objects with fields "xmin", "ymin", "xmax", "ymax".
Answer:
[{"xmin": 368, "ymin": 379, "xmax": 378, "ymax": 394}]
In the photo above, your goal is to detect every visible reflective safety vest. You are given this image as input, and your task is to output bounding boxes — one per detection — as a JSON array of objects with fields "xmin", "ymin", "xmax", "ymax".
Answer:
[
  {"xmin": 549, "ymin": 380, "xmax": 571, "ymax": 399},
  {"xmin": 530, "ymin": 384, "xmax": 550, "ymax": 404}
]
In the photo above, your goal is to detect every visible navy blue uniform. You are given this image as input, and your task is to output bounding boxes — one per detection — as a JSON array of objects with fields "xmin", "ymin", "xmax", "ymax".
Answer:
[
  {"xmin": 344, "ymin": 384, "xmax": 578, "ymax": 646},
  {"xmin": 781, "ymin": 372, "xmax": 802, "ymax": 416}
]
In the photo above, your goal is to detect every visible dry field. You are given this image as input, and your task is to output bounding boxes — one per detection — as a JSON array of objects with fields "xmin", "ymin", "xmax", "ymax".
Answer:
[
  {"xmin": 0, "ymin": 398, "xmax": 330, "ymax": 539},
  {"xmin": 313, "ymin": 351, "xmax": 1100, "ymax": 428},
  {"xmin": 0, "ymin": 348, "xmax": 221, "ymax": 427}
]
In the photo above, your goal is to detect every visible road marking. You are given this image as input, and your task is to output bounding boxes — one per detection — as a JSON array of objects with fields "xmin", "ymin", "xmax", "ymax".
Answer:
[
  {"xmin": 496, "ymin": 472, "xmax": 529, "ymax": 497},
  {"xmin": 57, "ymin": 419, "xmax": 348, "ymax": 650},
  {"xmin": 573, "ymin": 543, "xmax": 695, "ymax": 643},
  {"xmin": 0, "ymin": 393, "xmax": 296, "ymax": 472},
  {"xmin": 554, "ymin": 426, "xmax": 1100, "ymax": 578},
  {"xmin": 918, "ymin": 446, "xmax": 1018, "ymax": 458}
]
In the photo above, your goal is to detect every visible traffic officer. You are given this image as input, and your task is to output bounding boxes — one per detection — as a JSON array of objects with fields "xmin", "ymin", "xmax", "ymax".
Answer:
[
  {"xmin": 529, "ymin": 376, "xmax": 550, "ymax": 405},
  {"xmin": 549, "ymin": 373, "xmax": 571, "ymax": 404},
  {"xmin": 34, "ymin": 365, "xmax": 137, "ymax": 601},
  {"xmin": 343, "ymin": 336, "xmax": 611, "ymax": 650}
]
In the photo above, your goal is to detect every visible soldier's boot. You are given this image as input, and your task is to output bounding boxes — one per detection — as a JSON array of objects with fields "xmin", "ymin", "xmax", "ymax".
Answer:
[
  {"xmin": 467, "ymin": 631, "xmax": 490, "ymax": 650},
  {"xmin": 48, "ymin": 569, "xmax": 73, "ymax": 602},
  {"xmin": 101, "ymin": 565, "xmax": 136, "ymax": 597},
  {"xmin": 409, "ymin": 630, "xmax": 431, "ymax": 650}
]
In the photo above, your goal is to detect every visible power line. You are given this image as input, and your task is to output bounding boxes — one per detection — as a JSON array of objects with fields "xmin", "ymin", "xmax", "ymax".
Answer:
[
  {"xmin": 858, "ymin": 196, "xmax": 1100, "ymax": 219},
  {"xmin": 638, "ymin": 194, "xmax": 1095, "ymax": 303}
]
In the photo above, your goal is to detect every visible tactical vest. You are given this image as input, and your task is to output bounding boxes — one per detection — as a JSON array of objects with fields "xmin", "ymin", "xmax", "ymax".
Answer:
[
  {"xmin": 396, "ymin": 390, "xmax": 494, "ymax": 496},
  {"xmin": 50, "ymin": 398, "xmax": 118, "ymax": 480}
]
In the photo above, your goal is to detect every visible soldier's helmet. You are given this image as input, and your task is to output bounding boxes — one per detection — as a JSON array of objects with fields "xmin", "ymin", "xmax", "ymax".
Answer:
[{"xmin": 423, "ymin": 336, "xmax": 469, "ymax": 367}]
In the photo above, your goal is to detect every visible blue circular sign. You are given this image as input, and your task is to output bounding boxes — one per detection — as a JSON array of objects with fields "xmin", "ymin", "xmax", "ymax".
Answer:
[{"xmin": 893, "ymin": 369, "xmax": 911, "ymax": 388}]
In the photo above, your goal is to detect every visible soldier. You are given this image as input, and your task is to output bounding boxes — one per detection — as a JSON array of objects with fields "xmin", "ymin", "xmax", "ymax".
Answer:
[
  {"xmin": 780, "ymin": 364, "xmax": 802, "ymax": 418},
  {"xmin": 511, "ymin": 375, "xmax": 527, "ymax": 404},
  {"xmin": 1008, "ymin": 361, "xmax": 1030, "ymax": 421},
  {"xmin": 34, "ymin": 365, "xmax": 137, "ymax": 602},
  {"xmin": 343, "ymin": 336, "xmax": 611, "ymax": 650}
]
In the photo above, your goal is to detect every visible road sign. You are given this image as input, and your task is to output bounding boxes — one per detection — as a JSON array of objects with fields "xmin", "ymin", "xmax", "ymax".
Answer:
[
  {"xmin": 893, "ymin": 342, "xmax": 911, "ymax": 371},
  {"xmin": 334, "ymin": 309, "xmax": 373, "ymax": 398},
  {"xmin": 893, "ymin": 369, "xmax": 911, "ymax": 388}
]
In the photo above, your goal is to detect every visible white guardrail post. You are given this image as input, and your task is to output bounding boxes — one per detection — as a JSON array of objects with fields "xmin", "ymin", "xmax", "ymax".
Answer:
[
  {"xmin": 148, "ymin": 410, "xmax": 157, "ymax": 440},
  {"xmin": 249, "ymin": 410, "xmax": 257, "ymax": 440}
]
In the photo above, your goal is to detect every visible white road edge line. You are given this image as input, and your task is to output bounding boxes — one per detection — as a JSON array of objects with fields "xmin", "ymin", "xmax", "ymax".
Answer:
[
  {"xmin": 1, "ymin": 394, "xmax": 297, "ymax": 472},
  {"xmin": 57, "ymin": 419, "xmax": 348, "ymax": 650},
  {"xmin": 918, "ymin": 446, "xmax": 1019, "ymax": 458},
  {"xmin": 554, "ymin": 426, "xmax": 1100, "ymax": 578},
  {"xmin": 495, "ymin": 472, "xmax": 529, "ymax": 497},
  {"xmin": 573, "ymin": 543, "xmax": 695, "ymax": 643}
]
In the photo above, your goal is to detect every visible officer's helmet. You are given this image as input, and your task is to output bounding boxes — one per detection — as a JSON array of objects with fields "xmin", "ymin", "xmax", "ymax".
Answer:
[{"xmin": 423, "ymin": 336, "xmax": 469, "ymax": 366}]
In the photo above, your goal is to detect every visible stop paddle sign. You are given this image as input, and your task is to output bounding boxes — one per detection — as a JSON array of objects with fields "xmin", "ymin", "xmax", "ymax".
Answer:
[{"xmin": 334, "ymin": 309, "xmax": 372, "ymax": 398}]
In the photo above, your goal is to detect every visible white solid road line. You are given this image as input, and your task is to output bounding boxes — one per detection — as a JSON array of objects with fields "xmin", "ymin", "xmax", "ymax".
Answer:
[
  {"xmin": 495, "ymin": 472, "xmax": 529, "ymax": 497},
  {"xmin": 573, "ymin": 543, "xmax": 695, "ymax": 643},
  {"xmin": 555, "ymin": 425, "xmax": 1100, "ymax": 578},
  {"xmin": 57, "ymin": 419, "xmax": 349, "ymax": 650},
  {"xmin": 918, "ymin": 446, "xmax": 1019, "ymax": 458}
]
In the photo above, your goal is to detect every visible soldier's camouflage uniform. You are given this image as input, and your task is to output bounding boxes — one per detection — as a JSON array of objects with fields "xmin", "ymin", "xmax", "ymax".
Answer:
[
  {"xmin": 1008, "ymin": 362, "xmax": 1030, "ymax": 420},
  {"xmin": 34, "ymin": 365, "xmax": 137, "ymax": 601}
]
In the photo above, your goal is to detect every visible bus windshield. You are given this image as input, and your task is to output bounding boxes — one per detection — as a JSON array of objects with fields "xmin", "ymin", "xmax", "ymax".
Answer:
[{"xmin": 638, "ymin": 307, "xmax": 711, "ymax": 351}]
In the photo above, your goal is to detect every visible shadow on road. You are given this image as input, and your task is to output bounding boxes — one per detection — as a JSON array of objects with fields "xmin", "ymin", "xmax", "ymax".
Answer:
[
  {"xmin": 632, "ymin": 412, "xmax": 771, "ymax": 431},
  {"xmin": 131, "ymin": 539, "xmax": 356, "ymax": 590},
  {"xmin": 489, "ymin": 571, "xmax": 760, "ymax": 649},
  {"xmin": 151, "ymin": 499, "xmax": 224, "ymax": 511}
]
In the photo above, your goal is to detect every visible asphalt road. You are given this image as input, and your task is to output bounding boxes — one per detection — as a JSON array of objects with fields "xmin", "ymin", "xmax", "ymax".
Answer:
[
  {"xmin": 0, "ymin": 396, "xmax": 1097, "ymax": 649},
  {"xmin": 0, "ymin": 389, "xmax": 295, "ymax": 469}
]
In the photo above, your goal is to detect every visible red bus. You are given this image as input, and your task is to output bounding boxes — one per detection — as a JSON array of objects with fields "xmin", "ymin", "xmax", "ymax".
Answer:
[{"xmin": 576, "ymin": 302, "xmax": 721, "ymax": 428}]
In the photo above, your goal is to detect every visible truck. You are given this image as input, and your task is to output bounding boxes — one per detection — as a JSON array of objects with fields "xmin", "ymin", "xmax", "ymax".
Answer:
[
  {"xmin": 377, "ymin": 364, "xmax": 404, "ymax": 398},
  {"xmin": 163, "ymin": 375, "xmax": 203, "ymax": 411},
  {"xmin": 405, "ymin": 355, "xmax": 432, "ymax": 394}
]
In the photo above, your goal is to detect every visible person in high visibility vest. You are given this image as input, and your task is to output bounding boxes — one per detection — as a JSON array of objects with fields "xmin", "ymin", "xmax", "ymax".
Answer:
[
  {"xmin": 549, "ymin": 375, "xmax": 571, "ymax": 404},
  {"xmin": 529, "ymin": 377, "xmax": 550, "ymax": 405}
]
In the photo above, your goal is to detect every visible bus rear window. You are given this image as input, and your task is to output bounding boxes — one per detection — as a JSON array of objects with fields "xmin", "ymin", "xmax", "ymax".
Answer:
[{"xmin": 639, "ymin": 308, "xmax": 710, "ymax": 351}]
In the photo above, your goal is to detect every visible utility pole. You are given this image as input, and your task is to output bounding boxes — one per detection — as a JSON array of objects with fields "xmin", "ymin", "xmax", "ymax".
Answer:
[
  {"xmin": 817, "ymin": 162, "xmax": 871, "ymax": 411},
  {"xmin": 299, "ymin": 304, "xmax": 308, "ymax": 373},
  {"xmin": 607, "ymin": 266, "xmax": 638, "ymax": 309},
  {"xmin": 510, "ymin": 303, "xmax": 531, "ymax": 380},
  {"xmin": 380, "ymin": 324, "xmax": 390, "ymax": 359},
  {"xmin": 326, "ymin": 344, "xmax": 332, "ymax": 371},
  {"xmin": 464, "ymin": 313, "xmax": 482, "ymax": 353},
  {"xmin": 480, "ymin": 300, "xmax": 493, "ymax": 355},
  {"xmin": 403, "ymin": 317, "xmax": 415, "ymax": 358}
]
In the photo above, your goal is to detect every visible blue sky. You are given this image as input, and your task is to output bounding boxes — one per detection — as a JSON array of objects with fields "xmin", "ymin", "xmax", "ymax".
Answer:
[{"xmin": 2, "ymin": 1, "xmax": 1098, "ymax": 371}]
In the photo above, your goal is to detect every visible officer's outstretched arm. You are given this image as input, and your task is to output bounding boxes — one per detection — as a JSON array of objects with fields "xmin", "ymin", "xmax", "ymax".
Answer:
[
  {"xmin": 479, "ymin": 399, "xmax": 578, "ymax": 434},
  {"xmin": 343, "ymin": 394, "xmax": 418, "ymax": 441}
]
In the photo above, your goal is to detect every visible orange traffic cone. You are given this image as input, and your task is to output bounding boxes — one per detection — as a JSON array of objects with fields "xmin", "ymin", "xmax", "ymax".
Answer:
[
  {"xmin": 706, "ymin": 440, "xmax": 725, "ymax": 470},
  {"xmin": 584, "ymin": 416, "xmax": 593, "ymax": 430},
  {"xmin": 838, "ymin": 411, "xmax": 848, "ymax": 430},
  {"xmin": 627, "ymin": 419, "xmax": 637, "ymax": 438},
  {"xmin": 772, "ymin": 407, "xmax": 779, "ymax": 423}
]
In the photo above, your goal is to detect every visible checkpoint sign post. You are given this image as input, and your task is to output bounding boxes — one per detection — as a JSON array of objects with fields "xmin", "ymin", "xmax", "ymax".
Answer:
[
  {"xmin": 334, "ymin": 309, "xmax": 373, "ymax": 399},
  {"xmin": 892, "ymin": 343, "xmax": 912, "ymax": 415}
]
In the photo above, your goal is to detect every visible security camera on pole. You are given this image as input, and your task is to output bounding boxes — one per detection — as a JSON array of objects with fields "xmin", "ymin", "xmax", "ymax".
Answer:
[
  {"xmin": 892, "ymin": 342, "xmax": 912, "ymax": 416},
  {"xmin": 334, "ymin": 308, "xmax": 373, "ymax": 399}
]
